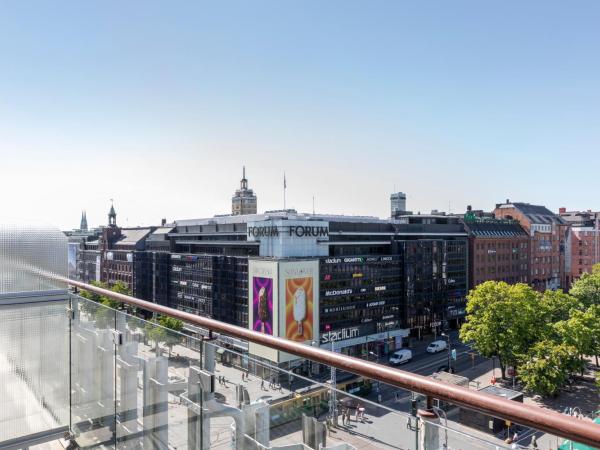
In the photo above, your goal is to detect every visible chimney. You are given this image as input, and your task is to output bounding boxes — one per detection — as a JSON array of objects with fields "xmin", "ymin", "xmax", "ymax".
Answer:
[
  {"xmin": 467, "ymin": 205, "xmax": 472, "ymax": 212},
  {"xmin": 506, "ymin": 199, "xmax": 510, "ymax": 204},
  {"xmin": 161, "ymin": 218, "xmax": 167, "ymax": 226},
  {"xmin": 558, "ymin": 207, "xmax": 566, "ymax": 214}
]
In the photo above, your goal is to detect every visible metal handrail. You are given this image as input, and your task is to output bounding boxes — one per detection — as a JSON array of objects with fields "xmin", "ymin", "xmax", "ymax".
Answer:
[{"xmin": 59, "ymin": 276, "xmax": 600, "ymax": 448}]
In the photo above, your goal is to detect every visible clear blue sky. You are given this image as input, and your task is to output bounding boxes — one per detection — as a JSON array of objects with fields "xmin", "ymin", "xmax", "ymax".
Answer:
[{"xmin": 1, "ymin": 1, "xmax": 598, "ymax": 229}]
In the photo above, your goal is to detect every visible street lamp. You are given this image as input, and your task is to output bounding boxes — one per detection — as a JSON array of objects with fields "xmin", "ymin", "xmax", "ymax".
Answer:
[
  {"xmin": 329, "ymin": 340, "xmax": 338, "ymax": 425},
  {"xmin": 369, "ymin": 351, "xmax": 381, "ymax": 399},
  {"xmin": 440, "ymin": 332, "xmax": 451, "ymax": 373}
]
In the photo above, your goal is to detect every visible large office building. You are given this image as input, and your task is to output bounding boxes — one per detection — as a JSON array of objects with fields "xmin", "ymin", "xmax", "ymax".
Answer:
[
  {"xmin": 163, "ymin": 211, "xmax": 468, "ymax": 366},
  {"xmin": 76, "ymin": 194, "xmax": 468, "ymax": 368}
]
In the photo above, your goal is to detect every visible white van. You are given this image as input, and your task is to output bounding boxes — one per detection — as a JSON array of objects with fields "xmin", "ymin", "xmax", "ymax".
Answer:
[
  {"xmin": 427, "ymin": 340, "xmax": 448, "ymax": 353},
  {"xmin": 388, "ymin": 349, "xmax": 412, "ymax": 365}
]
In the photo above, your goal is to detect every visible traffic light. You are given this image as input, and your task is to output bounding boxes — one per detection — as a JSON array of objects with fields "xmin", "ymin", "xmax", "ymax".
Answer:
[
  {"xmin": 451, "ymin": 349, "xmax": 457, "ymax": 361},
  {"xmin": 410, "ymin": 399, "xmax": 417, "ymax": 417}
]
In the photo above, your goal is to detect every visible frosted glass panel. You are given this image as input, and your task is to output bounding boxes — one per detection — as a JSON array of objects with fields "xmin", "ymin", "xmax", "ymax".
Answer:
[
  {"xmin": 0, "ymin": 299, "xmax": 70, "ymax": 441},
  {"xmin": 0, "ymin": 220, "xmax": 67, "ymax": 293}
]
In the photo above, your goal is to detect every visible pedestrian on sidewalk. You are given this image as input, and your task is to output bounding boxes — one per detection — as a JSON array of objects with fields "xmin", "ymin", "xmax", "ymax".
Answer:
[
  {"xmin": 341, "ymin": 409, "xmax": 346, "ymax": 426},
  {"xmin": 531, "ymin": 435, "xmax": 538, "ymax": 449},
  {"xmin": 346, "ymin": 409, "xmax": 351, "ymax": 424},
  {"xmin": 261, "ymin": 378, "xmax": 265, "ymax": 390}
]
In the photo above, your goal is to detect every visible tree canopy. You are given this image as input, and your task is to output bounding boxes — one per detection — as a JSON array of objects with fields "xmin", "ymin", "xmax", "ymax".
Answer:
[{"xmin": 461, "ymin": 271, "xmax": 600, "ymax": 396}]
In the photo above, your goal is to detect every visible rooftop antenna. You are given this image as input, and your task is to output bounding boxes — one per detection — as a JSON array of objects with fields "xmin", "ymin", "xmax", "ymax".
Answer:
[{"xmin": 312, "ymin": 196, "xmax": 315, "ymax": 215}]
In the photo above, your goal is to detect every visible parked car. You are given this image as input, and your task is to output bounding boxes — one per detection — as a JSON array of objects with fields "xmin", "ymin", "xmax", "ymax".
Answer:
[
  {"xmin": 427, "ymin": 340, "xmax": 448, "ymax": 353},
  {"xmin": 389, "ymin": 349, "xmax": 413, "ymax": 365}
]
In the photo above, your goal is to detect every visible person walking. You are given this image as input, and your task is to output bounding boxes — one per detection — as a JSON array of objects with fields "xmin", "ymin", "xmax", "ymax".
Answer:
[{"xmin": 261, "ymin": 378, "xmax": 265, "ymax": 390}]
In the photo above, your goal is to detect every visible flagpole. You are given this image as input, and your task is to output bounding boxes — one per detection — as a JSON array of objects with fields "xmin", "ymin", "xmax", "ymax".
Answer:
[{"xmin": 284, "ymin": 172, "xmax": 286, "ymax": 211}]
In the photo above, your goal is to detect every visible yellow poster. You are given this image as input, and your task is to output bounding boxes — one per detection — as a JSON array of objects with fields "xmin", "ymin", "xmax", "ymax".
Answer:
[{"xmin": 285, "ymin": 277, "xmax": 313, "ymax": 341}]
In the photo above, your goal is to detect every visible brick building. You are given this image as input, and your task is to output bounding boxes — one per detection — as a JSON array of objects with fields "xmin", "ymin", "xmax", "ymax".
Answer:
[
  {"xmin": 493, "ymin": 201, "xmax": 569, "ymax": 291},
  {"xmin": 559, "ymin": 208, "xmax": 600, "ymax": 283},
  {"xmin": 462, "ymin": 209, "xmax": 529, "ymax": 290}
]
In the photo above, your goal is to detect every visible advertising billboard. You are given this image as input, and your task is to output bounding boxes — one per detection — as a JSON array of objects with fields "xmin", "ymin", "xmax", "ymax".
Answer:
[
  {"xmin": 252, "ymin": 277, "xmax": 273, "ymax": 335},
  {"xmin": 248, "ymin": 260, "xmax": 279, "ymax": 362},
  {"xmin": 284, "ymin": 276, "xmax": 314, "ymax": 341},
  {"xmin": 248, "ymin": 258, "xmax": 320, "ymax": 363},
  {"xmin": 279, "ymin": 260, "xmax": 319, "ymax": 346}
]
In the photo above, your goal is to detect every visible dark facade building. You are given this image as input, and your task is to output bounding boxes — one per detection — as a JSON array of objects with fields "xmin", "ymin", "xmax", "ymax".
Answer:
[
  {"xmin": 165, "ymin": 211, "xmax": 468, "ymax": 360},
  {"xmin": 392, "ymin": 215, "xmax": 468, "ymax": 333},
  {"xmin": 169, "ymin": 253, "xmax": 249, "ymax": 326},
  {"xmin": 462, "ymin": 211, "xmax": 530, "ymax": 290},
  {"xmin": 319, "ymin": 255, "xmax": 403, "ymax": 357},
  {"xmin": 76, "ymin": 199, "xmax": 468, "ymax": 366}
]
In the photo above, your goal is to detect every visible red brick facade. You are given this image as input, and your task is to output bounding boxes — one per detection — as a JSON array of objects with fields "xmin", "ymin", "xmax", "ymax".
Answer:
[{"xmin": 493, "ymin": 202, "xmax": 569, "ymax": 291}]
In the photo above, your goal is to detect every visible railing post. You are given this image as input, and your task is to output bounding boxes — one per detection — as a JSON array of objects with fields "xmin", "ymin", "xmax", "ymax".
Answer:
[
  {"xmin": 117, "ymin": 341, "xmax": 140, "ymax": 447},
  {"xmin": 417, "ymin": 396, "xmax": 440, "ymax": 450},
  {"xmin": 143, "ymin": 356, "xmax": 169, "ymax": 449},
  {"xmin": 187, "ymin": 366, "xmax": 203, "ymax": 449}
]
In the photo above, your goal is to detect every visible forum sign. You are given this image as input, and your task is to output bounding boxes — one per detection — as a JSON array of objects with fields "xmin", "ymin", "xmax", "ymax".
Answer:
[{"xmin": 246, "ymin": 219, "xmax": 329, "ymax": 257}]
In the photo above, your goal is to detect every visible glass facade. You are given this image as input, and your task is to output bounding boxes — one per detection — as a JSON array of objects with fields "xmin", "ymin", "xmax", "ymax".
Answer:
[
  {"xmin": 169, "ymin": 253, "xmax": 249, "ymax": 327},
  {"xmin": 319, "ymin": 256, "xmax": 403, "ymax": 336}
]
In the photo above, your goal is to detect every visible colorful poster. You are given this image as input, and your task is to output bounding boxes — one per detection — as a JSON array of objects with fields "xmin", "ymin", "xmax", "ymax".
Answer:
[
  {"xmin": 252, "ymin": 277, "xmax": 273, "ymax": 335},
  {"xmin": 285, "ymin": 277, "xmax": 314, "ymax": 341}
]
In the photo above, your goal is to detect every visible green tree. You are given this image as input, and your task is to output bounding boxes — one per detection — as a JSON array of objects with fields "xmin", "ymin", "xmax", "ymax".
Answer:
[
  {"xmin": 145, "ymin": 315, "xmax": 184, "ymax": 356},
  {"xmin": 460, "ymin": 281, "xmax": 540, "ymax": 379},
  {"xmin": 570, "ymin": 269, "xmax": 600, "ymax": 309},
  {"xmin": 586, "ymin": 304, "xmax": 600, "ymax": 366},
  {"xmin": 539, "ymin": 289, "xmax": 582, "ymax": 323},
  {"xmin": 518, "ymin": 340, "xmax": 583, "ymax": 397},
  {"xmin": 79, "ymin": 281, "xmax": 131, "ymax": 327},
  {"xmin": 554, "ymin": 309, "xmax": 597, "ymax": 375}
]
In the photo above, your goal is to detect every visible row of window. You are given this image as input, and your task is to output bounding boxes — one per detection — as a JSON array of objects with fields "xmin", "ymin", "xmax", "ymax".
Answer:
[
  {"xmin": 475, "ymin": 242, "xmax": 527, "ymax": 250},
  {"xmin": 474, "ymin": 264, "xmax": 528, "ymax": 275}
]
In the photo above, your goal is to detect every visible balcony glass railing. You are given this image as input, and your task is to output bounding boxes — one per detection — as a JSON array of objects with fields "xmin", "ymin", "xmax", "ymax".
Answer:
[
  {"xmin": 0, "ymin": 289, "xmax": 592, "ymax": 450},
  {"xmin": 0, "ymin": 222, "xmax": 599, "ymax": 449}
]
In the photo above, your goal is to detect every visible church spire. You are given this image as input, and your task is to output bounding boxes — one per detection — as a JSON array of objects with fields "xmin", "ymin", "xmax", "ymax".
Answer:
[
  {"xmin": 80, "ymin": 210, "xmax": 88, "ymax": 231},
  {"xmin": 108, "ymin": 200, "xmax": 117, "ymax": 227}
]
